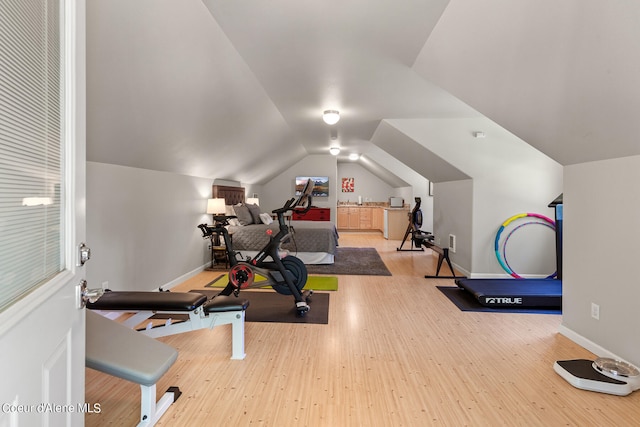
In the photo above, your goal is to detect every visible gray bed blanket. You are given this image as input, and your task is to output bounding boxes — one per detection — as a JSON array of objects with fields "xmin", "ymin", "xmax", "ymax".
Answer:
[{"xmin": 227, "ymin": 221, "xmax": 339, "ymax": 254}]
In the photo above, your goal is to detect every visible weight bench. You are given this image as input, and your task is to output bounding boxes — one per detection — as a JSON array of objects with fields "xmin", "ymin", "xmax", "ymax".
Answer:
[
  {"xmin": 86, "ymin": 310, "xmax": 180, "ymax": 427},
  {"xmin": 87, "ymin": 291, "xmax": 249, "ymax": 360}
]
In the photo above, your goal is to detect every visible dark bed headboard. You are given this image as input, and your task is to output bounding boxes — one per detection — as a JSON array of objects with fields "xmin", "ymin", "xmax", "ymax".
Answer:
[{"xmin": 212, "ymin": 185, "xmax": 245, "ymax": 205}]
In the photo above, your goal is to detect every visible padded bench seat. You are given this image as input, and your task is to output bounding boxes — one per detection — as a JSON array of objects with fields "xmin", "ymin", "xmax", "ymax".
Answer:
[
  {"xmin": 203, "ymin": 294, "xmax": 250, "ymax": 312},
  {"xmin": 87, "ymin": 291, "xmax": 208, "ymax": 312},
  {"xmin": 86, "ymin": 310, "xmax": 177, "ymax": 385},
  {"xmin": 86, "ymin": 310, "xmax": 179, "ymax": 426}
]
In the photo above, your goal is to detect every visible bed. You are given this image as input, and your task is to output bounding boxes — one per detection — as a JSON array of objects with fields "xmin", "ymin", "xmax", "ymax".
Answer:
[{"xmin": 212, "ymin": 185, "xmax": 339, "ymax": 264}]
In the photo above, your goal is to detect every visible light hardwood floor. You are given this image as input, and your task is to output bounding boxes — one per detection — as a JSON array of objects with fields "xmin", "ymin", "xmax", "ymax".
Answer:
[{"xmin": 86, "ymin": 232, "xmax": 640, "ymax": 426}]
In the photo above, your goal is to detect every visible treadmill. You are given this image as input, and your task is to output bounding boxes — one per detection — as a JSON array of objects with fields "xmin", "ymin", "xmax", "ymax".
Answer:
[{"xmin": 454, "ymin": 194, "xmax": 563, "ymax": 309}]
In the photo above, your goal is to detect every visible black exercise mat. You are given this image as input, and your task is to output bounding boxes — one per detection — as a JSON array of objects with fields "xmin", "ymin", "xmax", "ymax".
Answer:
[
  {"xmin": 437, "ymin": 286, "xmax": 561, "ymax": 315},
  {"xmin": 305, "ymin": 247, "xmax": 392, "ymax": 276},
  {"xmin": 192, "ymin": 289, "xmax": 329, "ymax": 324}
]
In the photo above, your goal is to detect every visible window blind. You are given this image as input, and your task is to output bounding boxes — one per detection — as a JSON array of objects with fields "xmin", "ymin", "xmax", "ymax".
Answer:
[{"xmin": 0, "ymin": 0, "xmax": 63, "ymax": 312}]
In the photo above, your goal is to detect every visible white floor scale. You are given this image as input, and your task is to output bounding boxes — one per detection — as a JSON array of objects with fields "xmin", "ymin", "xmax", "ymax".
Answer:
[{"xmin": 554, "ymin": 357, "xmax": 640, "ymax": 396}]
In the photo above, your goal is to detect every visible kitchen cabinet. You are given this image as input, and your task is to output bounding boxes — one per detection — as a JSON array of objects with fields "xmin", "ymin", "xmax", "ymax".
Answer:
[
  {"xmin": 337, "ymin": 206, "xmax": 387, "ymax": 231},
  {"xmin": 337, "ymin": 207, "xmax": 361, "ymax": 229},
  {"xmin": 384, "ymin": 208, "xmax": 410, "ymax": 240},
  {"xmin": 359, "ymin": 207, "xmax": 372, "ymax": 229},
  {"xmin": 372, "ymin": 207, "xmax": 384, "ymax": 231}
]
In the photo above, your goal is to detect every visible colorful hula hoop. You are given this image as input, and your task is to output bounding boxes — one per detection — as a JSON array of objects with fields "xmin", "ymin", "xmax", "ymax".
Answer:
[{"xmin": 494, "ymin": 213, "xmax": 556, "ymax": 279}]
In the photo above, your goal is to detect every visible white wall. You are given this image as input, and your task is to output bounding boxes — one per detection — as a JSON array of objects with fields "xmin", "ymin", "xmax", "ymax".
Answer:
[
  {"xmin": 470, "ymin": 168, "xmax": 561, "ymax": 277},
  {"xmin": 260, "ymin": 154, "xmax": 338, "ymax": 218},
  {"xmin": 87, "ymin": 162, "xmax": 212, "ymax": 291},
  {"xmin": 259, "ymin": 156, "xmax": 420, "ymax": 226},
  {"xmin": 562, "ymin": 155, "xmax": 640, "ymax": 367},
  {"xmin": 360, "ymin": 141, "xmax": 433, "ymax": 231},
  {"xmin": 414, "ymin": 0, "xmax": 640, "ymax": 166},
  {"xmin": 433, "ymin": 180, "xmax": 473, "ymax": 276},
  {"xmin": 336, "ymin": 162, "xmax": 398, "ymax": 204},
  {"xmin": 389, "ymin": 118, "xmax": 563, "ymax": 276},
  {"xmin": 85, "ymin": 157, "xmax": 418, "ymax": 294}
]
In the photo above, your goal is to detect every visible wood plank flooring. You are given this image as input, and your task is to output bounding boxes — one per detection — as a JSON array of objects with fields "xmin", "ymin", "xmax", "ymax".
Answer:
[{"xmin": 85, "ymin": 232, "xmax": 640, "ymax": 426}]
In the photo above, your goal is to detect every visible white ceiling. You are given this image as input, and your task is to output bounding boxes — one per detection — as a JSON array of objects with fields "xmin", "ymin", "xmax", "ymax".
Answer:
[
  {"xmin": 86, "ymin": 0, "xmax": 640, "ymax": 185},
  {"xmin": 413, "ymin": 0, "xmax": 640, "ymax": 165}
]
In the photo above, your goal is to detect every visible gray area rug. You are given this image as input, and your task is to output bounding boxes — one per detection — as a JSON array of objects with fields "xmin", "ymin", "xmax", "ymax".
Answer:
[{"xmin": 305, "ymin": 247, "xmax": 392, "ymax": 276}]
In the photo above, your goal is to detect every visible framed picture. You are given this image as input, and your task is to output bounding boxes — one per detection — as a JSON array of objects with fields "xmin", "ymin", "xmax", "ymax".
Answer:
[
  {"xmin": 342, "ymin": 177, "xmax": 354, "ymax": 192},
  {"xmin": 295, "ymin": 176, "xmax": 329, "ymax": 197}
]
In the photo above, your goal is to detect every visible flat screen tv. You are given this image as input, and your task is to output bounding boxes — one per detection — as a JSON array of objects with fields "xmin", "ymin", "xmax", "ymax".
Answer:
[{"xmin": 295, "ymin": 176, "xmax": 329, "ymax": 197}]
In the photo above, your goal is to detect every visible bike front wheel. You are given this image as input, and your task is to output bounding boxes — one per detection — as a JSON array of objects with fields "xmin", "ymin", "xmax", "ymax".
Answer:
[{"xmin": 271, "ymin": 255, "xmax": 308, "ymax": 295}]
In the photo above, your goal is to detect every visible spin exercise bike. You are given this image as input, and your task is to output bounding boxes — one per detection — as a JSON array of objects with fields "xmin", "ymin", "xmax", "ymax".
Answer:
[{"xmin": 198, "ymin": 179, "xmax": 315, "ymax": 316}]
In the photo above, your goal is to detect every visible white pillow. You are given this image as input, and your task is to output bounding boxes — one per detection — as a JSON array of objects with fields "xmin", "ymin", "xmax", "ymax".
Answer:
[
  {"xmin": 225, "ymin": 205, "xmax": 236, "ymax": 216},
  {"xmin": 260, "ymin": 212, "xmax": 273, "ymax": 225}
]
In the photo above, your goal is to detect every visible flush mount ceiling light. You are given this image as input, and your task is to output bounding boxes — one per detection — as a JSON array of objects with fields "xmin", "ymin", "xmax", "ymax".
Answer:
[
  {"xmin": 322, "ymin": 110, "xmax": 340, "ymax": 125},
  {"xmin": 348, "ymin": 153, "xmax": 360, "ymax": 161},
  {"xmin": 329, "ymin": 146, "xmax": 341, "ymax": 155}
]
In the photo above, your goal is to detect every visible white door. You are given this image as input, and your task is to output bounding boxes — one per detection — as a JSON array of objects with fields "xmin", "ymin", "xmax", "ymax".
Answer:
[{"xmin": 0, "ymin": 1, "xmax": 87, "ymax": 426}]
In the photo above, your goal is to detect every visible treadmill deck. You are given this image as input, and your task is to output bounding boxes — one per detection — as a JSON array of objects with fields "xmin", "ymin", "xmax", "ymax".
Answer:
[{"xmin": 455, "ymin": 278, "xmax": 562, "ymax": 308}]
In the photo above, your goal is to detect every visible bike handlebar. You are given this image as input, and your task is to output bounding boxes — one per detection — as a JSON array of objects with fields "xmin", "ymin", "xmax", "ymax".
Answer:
[{"xmin": 272, "ymin": 194, "xmax": 313, "ymax": 216}]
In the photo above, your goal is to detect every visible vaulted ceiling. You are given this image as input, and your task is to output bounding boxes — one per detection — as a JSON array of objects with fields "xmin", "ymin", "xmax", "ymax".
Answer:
[{"xmin": 86, "ymin": 0, "xmax": 640, "ymax": 185}]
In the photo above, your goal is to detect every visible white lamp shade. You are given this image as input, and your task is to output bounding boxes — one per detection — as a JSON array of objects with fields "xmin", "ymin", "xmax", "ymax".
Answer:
[
  {"xmin": 322, "ymin": 110, "xmax": 340, "ymax": 125},
  {"xmin": 246, "ymin": 197, "xmax": 259, "ymax": 206},
  {"xmin": 206, "ymin": 198, "xmax": 226, "ymax": 214}
]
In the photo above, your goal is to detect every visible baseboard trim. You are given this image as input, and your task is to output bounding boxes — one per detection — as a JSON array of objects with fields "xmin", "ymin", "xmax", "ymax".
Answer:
[
  {"xmin": 452, "ymin": 262, "xmax": 470, "ymax": 278},
  {"xmin": 557, "ymin": 324, "xmax": 626, "ymax": 362},
  {"xmin": 467, "ymin": 273, "xmax": 554, "ymax": 279},
  {"xmin": 161, "ymin": 264, "xmax": 207, "ymax": 291}
]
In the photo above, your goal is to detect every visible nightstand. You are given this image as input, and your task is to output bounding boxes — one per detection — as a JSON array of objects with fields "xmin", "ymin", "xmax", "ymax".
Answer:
[{"xmin": 211, "ymin": 246, "xmax": 229, "ymax": 269}]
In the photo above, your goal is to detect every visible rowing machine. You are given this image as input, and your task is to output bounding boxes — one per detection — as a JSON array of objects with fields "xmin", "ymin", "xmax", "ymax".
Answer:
[{"xmin": 397, "ymin": 197, "xmax": 433, "ymax": 251}]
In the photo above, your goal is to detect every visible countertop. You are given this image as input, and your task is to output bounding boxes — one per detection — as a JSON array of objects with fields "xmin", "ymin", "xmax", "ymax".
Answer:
[{"xmin": 337, "ymin": 204, "xmax": 408, "ymax": 209}]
